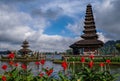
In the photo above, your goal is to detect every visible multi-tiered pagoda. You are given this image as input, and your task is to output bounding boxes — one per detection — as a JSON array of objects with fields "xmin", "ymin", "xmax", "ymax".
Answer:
[
  {"xmin": 19, "ymin": 40, "xmax": 32, "ymax": 55},
  {"xmin": 70, "ymin": 4, "xmax": 104, "ymax": 54}
]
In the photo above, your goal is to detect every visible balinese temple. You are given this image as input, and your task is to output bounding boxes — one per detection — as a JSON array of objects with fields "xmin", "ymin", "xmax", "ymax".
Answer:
[
  {"xmin": 19, "ymin": 40, "xmax": 32, "ymax": 55},
  {"xmin": 70, "ymin": 4, "xmax": 104, "ymax": 55}
]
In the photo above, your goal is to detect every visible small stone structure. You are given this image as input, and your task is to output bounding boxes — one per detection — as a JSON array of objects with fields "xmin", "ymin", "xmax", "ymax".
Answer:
[{"xmin": 19, "ymin": 40, "xmax": 32, "ymax": 56}]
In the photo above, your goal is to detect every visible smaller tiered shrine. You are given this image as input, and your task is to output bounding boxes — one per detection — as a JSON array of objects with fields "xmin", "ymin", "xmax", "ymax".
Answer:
[{"xmin": 19, "ymin": 40, "xmax": 32, "ymax": 55}]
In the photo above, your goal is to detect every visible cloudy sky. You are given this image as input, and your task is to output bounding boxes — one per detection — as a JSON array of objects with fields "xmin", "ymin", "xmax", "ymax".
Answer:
[{"xmin": 0, "ymin": 0, "xmax": 120, "ymax": 52}]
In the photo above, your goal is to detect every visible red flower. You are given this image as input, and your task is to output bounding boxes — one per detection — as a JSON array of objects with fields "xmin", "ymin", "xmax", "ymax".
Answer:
[
  {"xmin": 46, "ymin": 69, "xmax": 53, "ymax": 76},
  {"xmin": 14, "ymin": 63, "xmax": 19, "ymax": 67},
  {"xmin": 39, "ymin": 72, "xmax": 44, "ymax": 77},
  {"xmin": 9, "ymin": 61, "xmax": 14, "ymax": 66},
  {"xmin": 100, "ymin": 62, "xmax": 104, "ymax": 67},
  {"xmin": 81, "ymin": 57, "xmax": 85, "ymax": 63},
  {"xmin": 89, "ymin": 54, "xmax": 94, "ymax": 59},
  {"xmin": 61, "ymin": 61, "xmax": 68, "ymax": 70},
  {"xmin": 89, "ymin": 61, "xmax": 94, "ymax": 68},
  {"xmin": 8, "ymin": 52, "xmax": 15, "ymax": 59},
  {"xmin": 106, "ymin": 59, "xmax": 111, "ymax": 64},
  {"xmin": 21, "ymin": 64, "xmax": 27, "ymax": 70},
  {"xmin": 35, "ymin": 61, "xmax": 40, "ymax": 65},
  {"xmin": 40, "ymin": 59, "xmax": 45, "ymax": 65},
  {"xmin": 1, "ymin": 76, "xmax": 6, "ymax": 81},
  {"xmin": 2, "ymin": 64, "xmax": 7, "ymax": 70}
]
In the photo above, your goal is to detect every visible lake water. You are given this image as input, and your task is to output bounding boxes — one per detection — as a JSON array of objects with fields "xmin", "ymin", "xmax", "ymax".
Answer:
[{"xmin": 0, "ymin": 55, "xmax": 120, "ymax": 81}]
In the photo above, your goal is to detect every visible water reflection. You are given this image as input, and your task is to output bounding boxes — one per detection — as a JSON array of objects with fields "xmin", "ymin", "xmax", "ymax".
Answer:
[
  {"xmin": 110, "ymin": 66, "xmax": 120, "ymax": 81},
  {"xmin": 29, "ymin": 61, "xmax": 63, "ymax": 76}
]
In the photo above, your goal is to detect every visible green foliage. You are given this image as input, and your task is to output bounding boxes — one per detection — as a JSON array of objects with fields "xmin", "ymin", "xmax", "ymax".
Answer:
[
  {"xmin": 116, "ymin": 43, "xmax": 120, "ymax": 48},
  {"xmin": 67, "ymin": 56, "xmax": 120, "ymax": 62},
  {"xmin": 0, "ymin": 66, "xmax": 118, "ymax": 81},
  {"xmin": 79, "ymin": 67, "xmax": 115, "ymax": 81},
  {"xmin": 98, "ymin": 40, "xmax": 120, "ymax": 55},
  {"xmin": 116, "ymin": 43, "xmax": 120, "ymax": 53},
  {"xmin": 68, "ymin": 64, "xmax": 117, "ymax": 81},
  {"xmin": 0, "ymin": 58, "xmax": 119, "ymax": 81}
]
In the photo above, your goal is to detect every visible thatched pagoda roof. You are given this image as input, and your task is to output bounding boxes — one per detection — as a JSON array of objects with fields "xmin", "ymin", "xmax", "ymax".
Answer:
[
  {"xmin": 19, "ymin": 40, "xmax": 32, "ymax": 54},
  {"xmin": 70, "ymin": 4, "xmax": 104, "ymax": 49},
  {"xmin": 70, "ymin": 40, "xmax": 103, "ymax": 48}
]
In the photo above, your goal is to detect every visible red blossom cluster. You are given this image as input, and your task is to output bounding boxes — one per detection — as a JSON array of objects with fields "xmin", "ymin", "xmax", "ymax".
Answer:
[
  {"xmin": 35, "ymin": 59, "xmax": 46, "ymax": 66},
  {"xmin": 1, "ymin": 76, "xmax": 6, "ymax": 81},
  {"xmin": 100, "ymin": 62, "xmax": 105, "ymax": 67},
  {"xmin": 89, "ymin": 54, "xmax": 94, "ymax": 60},
  {"xmin": 21, "ymin": 64, "xmax": 27, "ymax": 70},
  {"xmin": 9, "ymin": 61, "xmax": 19, "ymax": 67},
  {"xmin": 68, "ymin": 54, "xmax": 111, "ymax": 69},
  {"xmin": 40, "ymin": 59, "xmax": 45, "ymax": 65},
  {"xmin": 9, "ymin": 61, "xmax": 14, "ymax": 66},
  {"xmin": 8, "ymin": 52, "xmax": 15, "ymax": 59},
  {"xmin": 38, "ymin": 67, "xmax": 53, "ymax": 77},
  {"xmin": 106, "ymin": 59, "xmax": 111, "ymax": 64},
  {"xmin": 81, "ymin": 57, "xmax": 85, "ymax": 63},
  {"xmin": 61, "ymin": 61, "xmax": 68, "ymax": 70},
  {"xmin": 39, "ymin": 72, "xmax": 44, "ymax": 77},
  {"xmin": 46, "ymin": 68, "xmax": 53, "ymax": 76},
  {"xmin": 2, "ymin": 64, "xmax": 7, "ymax": 70},
  {"xmin": 14, "ymin": 63, "xmax": 19, "ymax": 67},
  {"xmin": 35, "ymin": 61, "xmax": 40, "ymax": 65},
  {"xmin": 0, "ymin": 53, "xmax": 112, "ymax": 81},
  {"xmin": 1, "ymin": 62, "xmax": 19, "ymax": 71},
  {"xmin": 89, "ymin": 61, "xmax": 94, "ymax": 68}
]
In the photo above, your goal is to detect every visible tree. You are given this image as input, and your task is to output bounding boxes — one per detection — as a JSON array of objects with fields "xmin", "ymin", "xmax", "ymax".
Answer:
[{"xmin": 115, "ymin": 43, "xmax": 120, "ymax": 53}]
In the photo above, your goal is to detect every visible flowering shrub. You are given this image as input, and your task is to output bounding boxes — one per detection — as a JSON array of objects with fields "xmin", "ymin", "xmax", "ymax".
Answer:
[
  {"xmin": 1, "ymin": 76, "xmax": 6, "ymax": 81},
  {"xmin": 69, "ymin": 56, "xmax": 118, "ymax": 81},
  {"xmin": 89, "ymin": 54, "xmax": 94, "ymax": 60},
  {"xmin": 61, "ymin": 61, "xmax": 68, "ymax": 71},
  {"xmin": 81, "ymin": 56, "xmax": 85, "ymax": 63},
  {"xmin": 8, "ymin": 52, "xmax": 15, "ymax": 59},
  {"xmin": 88, "ymin": 61, "xmax": 94, "ymax": 68},
  {"xmin": 106, "ymin": 59, "xmax": 111, "ymax": 64},
  {"xmin": 40, "ymin": 59, "xmax": 45, "ymax": 65},
  {"xmin": 0, "ymin": 53, "xmax": 118, "ymax": 81},
  {"xmin": 100, "ymin": 62, "xmax": 104, "ymax": 67},
  {"xmin": 2, "ymin": 65, "xmax": 7, "ymax": 71}
]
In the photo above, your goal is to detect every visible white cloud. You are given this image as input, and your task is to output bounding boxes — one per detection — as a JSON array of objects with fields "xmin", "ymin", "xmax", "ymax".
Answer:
[
  {"xmin": 1, "ymin": 0, "xmax": 120, "ymax": 52},
  {"xmin": 95, "ymin": 0, "xmax": 120, "ymax": 40},
  {"xmin": 97, "ymin": 32, "xmax": 110, "ymax": 43},
  {"xmin": 66, "ymin": 18, "xmax": 84, "ymax": 35},
  {"xmin": 33, "ymin": 0, "xmax": 88, "ymax": 19},
  {"xmin": 28, "ymin": 34, "xmax": 75, "ymax": 52},
  {"xmin": 0, "ymin": 4, "xmax": 35, "ymax": 42},
  {"xmin": 0, "ymin": 3, "xmax": 76, "ymax": 52}
]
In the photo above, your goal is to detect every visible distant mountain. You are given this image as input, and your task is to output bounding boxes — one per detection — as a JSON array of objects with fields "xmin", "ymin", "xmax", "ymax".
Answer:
[
  {"xmin": 0, "ymin": 50, "xmax": 11, "ymax": 55},
  {"xmin": 99, "ymin": 40, "xmax": 120, "ymax": 55},
  {"xmin": 104, "ymin": 40, "xmax": 120, "ymax": 46}
]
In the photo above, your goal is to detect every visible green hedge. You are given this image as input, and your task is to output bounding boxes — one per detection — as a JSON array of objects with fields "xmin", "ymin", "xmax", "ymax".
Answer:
[{"xmin": 67, "ymin": 56, "xmax": 120, "ymax": 62}]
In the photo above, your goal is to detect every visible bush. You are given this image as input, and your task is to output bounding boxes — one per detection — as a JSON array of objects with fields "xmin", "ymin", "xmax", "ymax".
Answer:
[{"xmin": 0, "ymin": 54, "xmax": 119, "ymax": 81}]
